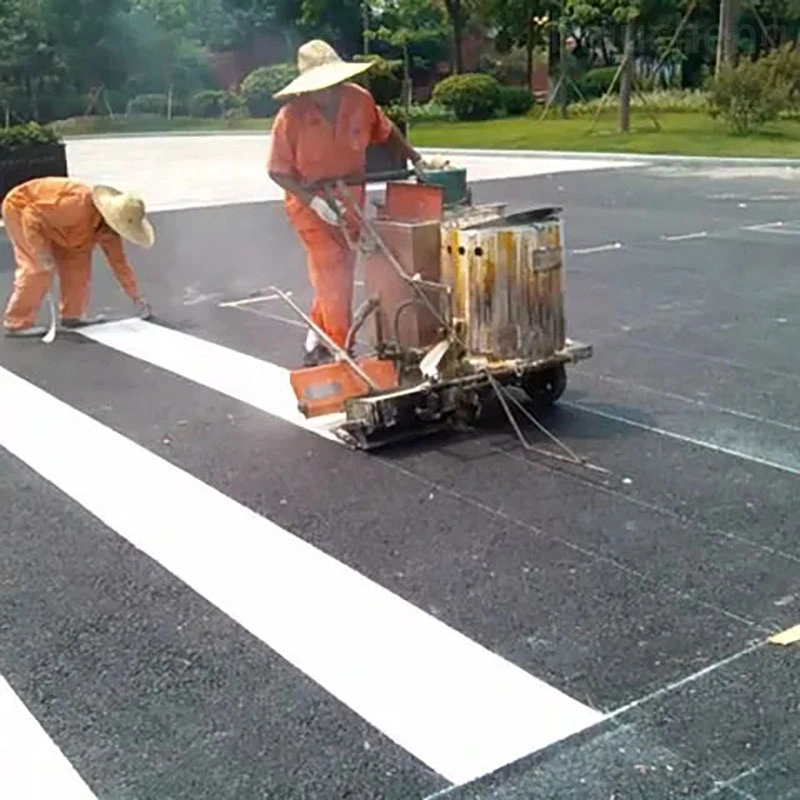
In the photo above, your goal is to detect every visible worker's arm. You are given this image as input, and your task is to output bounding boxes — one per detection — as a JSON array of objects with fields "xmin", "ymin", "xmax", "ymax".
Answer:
[
  {"xmin": 268, "ymin": 171, "xmax": 313, "ymax": 207},
  {"xmin": 96, "ymin": 227, "xmax": 147, "ymax": 309},
  {"xmin": 384, "ymin": 122, "xmax": 424, "ymax": 168}
]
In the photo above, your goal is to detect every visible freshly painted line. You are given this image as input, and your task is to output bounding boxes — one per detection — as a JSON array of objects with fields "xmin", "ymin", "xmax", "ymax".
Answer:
[
  {"xmin": 0, "ymin": 676, "xmax": 97, "ymax": 799},
  {"xmin": 218, "ymin": 292, "xmax": 288, "ymax": 308},
  {"xmin": 660, "ymin": 231, "xmax": 707, "ymax": 241},
  {"xmin": 564, "ymin": 401, "xmax": 800, "ymax": 476},
  {"xmin": 0, "ymin": 367, "xmax": 605, "ymax": 785},
  {"xmin": 571, "ymin": 242, "xmax": 622, "ymax": 255},
  {"xmin": 78, "ymin": 318, "xmax": 345, "ymax": 440}
]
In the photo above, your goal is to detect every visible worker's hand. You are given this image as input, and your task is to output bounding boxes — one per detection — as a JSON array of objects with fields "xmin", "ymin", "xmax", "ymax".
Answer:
[
  {"xmin": 309, "ymin": 196, "xmax": 340, "ymax": 226},
  {"xmin": 134, "ymin": 296, "xmax": 152, "ymax": 319}
]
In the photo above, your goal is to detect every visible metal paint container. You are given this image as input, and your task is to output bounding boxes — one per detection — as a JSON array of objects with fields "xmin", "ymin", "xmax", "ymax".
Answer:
[{"xmin": 441, "ymin": 209, "xmax": 566, "ymax": 362}]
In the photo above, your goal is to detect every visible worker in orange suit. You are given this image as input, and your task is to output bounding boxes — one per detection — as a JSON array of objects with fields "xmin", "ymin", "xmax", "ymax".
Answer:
[
  {"xmin": 2, "ymin": 177, "xmax": 154, "ymax": 337},
  {"xmin": 268, "ymin": 39, "xmax": 425, "ymax": 366}
]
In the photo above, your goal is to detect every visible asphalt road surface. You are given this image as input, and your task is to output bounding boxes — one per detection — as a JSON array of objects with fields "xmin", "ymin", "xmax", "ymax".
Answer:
[{"xmin": 1, "ymin": 158, "xmax": 799, "ymax": 800}]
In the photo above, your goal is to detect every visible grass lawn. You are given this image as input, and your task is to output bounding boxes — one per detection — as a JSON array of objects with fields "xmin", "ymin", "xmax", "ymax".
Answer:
[
  {"xmin": 409, "ymin": 110, "xmax": 800, "ymax": 158},
  {"xmin": 52, "ymin": 109, "xmax": 800, "ymax": 159}
]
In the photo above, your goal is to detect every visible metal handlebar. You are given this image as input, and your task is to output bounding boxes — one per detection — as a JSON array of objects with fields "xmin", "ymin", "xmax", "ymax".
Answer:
[{"xmin": 306, "ymin": 169, "xmax": 416, "ymax": 191}]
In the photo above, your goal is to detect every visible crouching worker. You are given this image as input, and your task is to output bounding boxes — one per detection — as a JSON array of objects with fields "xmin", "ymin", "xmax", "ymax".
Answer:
[
  {"xmin": 267, "ymin": 39, "xmax": 424, "ymax": 366},
  {"xmin": 2, "ymin": 177, "xmax": 154, "ymax": 337}
]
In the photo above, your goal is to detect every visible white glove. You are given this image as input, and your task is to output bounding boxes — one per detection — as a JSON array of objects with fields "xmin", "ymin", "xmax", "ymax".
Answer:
[
  {"xmin": 310, "ymin": 196, "xmax": 340, "ymax": 226},
  {"xmin": 135, "ymin": 296, "xmax": 152, "ymax": 319}
]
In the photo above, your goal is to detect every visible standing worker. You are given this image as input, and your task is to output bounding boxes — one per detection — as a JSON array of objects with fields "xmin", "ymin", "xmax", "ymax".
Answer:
[
  {"xmin": 268, "ymin": 39, "xmax": 425, "ymax": 366},
  {"xmin": 2, "ymin": 177, "xmax": 154, "ymax": 337}
]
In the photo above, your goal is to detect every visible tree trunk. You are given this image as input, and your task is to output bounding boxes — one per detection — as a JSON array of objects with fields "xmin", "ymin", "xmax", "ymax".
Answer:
[
  {"xmin": 526, "ymin": 14, "xmax": 534, "ymax": 92},
  {"xmin": 403, "ymin": 44, "xmax": 411, "ymax": 141},
  {"xmin": 167, "ymin": 83, "xmax": 173, "ymax": 120},
  {"xmin": 558, "ymin": 21, "xmax": 568, "ymax": 118},
  {"xmin": 445, "ymin": 0, "xmax": 464, "ymax": 73},
  {"xmin": 716, "ymin": 0, "xmax": 740, "ymax": 72},
  {"xmin": 619, "ymin": 21, "xmax": 634, "ymax": 133}
]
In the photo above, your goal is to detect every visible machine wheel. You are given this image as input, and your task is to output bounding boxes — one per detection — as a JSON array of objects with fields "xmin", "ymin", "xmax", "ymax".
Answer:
[{"xmin": 521, "ymin": 364, "xmax": 567, "ymax": 407}]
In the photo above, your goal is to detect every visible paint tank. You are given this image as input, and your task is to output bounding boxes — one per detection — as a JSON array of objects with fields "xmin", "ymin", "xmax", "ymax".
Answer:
[{"xmin": 441, "ymin": 208, "xmax": 566, "ymax": 362}]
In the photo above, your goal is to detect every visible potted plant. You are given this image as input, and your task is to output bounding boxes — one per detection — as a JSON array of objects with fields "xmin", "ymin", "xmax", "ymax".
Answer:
[{"xmin": 0, "ymin": 122, "xmax": 68, "ymax": 203}]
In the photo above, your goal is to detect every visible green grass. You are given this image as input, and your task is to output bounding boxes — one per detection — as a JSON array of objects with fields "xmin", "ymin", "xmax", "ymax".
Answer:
[
  {"xmin": 409, "ymin": 110, "xmax": 800, "ymax": 158},
  {"xmin": 48, "ymin": 108, "xmax": 800, "ymax": 159}
]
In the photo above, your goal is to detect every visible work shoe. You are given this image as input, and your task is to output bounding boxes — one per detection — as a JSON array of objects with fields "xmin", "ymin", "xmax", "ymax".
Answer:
[
  {"xmin": 303, "ymin": 344, "xmax": 333, "ymax": 367},
  {"xmin": 4, "ymin": 325, "xmax": 47, "ymax": 338},
  {"xmin": 61, "ymin": 314, "xmax": 108, "ymax": 329}
]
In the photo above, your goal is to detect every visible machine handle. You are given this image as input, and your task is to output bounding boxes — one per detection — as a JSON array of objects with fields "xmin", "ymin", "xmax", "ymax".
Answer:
[{"xmin": 307, "ymin": 169, "xmax": 415, "ymax": 191}]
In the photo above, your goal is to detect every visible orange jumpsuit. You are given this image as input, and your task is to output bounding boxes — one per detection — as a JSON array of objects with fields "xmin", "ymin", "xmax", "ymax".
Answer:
[
  {"xmin": 268, "ymin": 82, "xmax": 394, "ymax": 349},
  {"xmin": 2, "ymin": 177, "xmax": 139, "ymax": 331}
]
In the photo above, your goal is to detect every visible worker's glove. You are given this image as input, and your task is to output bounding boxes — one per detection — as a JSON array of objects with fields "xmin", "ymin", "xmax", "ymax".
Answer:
[
  {"xmin": 134, "ymin": 296, "xmax": 152, "ymax": 319},
  {"xmin": 412, "ymin": 155, "xmax": 427, "ymax": 181},
  {"xmin": 309, "ymin": 196, "xmax": 340, "ymax": 226}
]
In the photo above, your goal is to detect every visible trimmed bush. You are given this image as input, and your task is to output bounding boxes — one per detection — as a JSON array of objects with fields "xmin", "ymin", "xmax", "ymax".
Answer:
[
  {"xmin": 0, "ymin": 122, "xmax": 62, "ymax": 152},
  {"xmin": 432, "ymin": 73, "xmax": 502, "ymax": 121},
  {"xmin": 126, "ymin": 93, "xmax": 169, "ymax": 115},
  {"xmin": 706, "ymin": 57, "xmax": 790, "ymax": 134},
  {"xmin": 500, "ymin": 86, "xmax": 535, "ymax": 116},
  {"xmin": 353, "ymin": 54, "xmax": 403, "ymax": 106},
  {"xmin": 239, "ymin": 63, "xmax": 298, "ymax": 118},
  {"xmin": 189, "ymin": 90, "xmax": 244, "ymax": 118}
]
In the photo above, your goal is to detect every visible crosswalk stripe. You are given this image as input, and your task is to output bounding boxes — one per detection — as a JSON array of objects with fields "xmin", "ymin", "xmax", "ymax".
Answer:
[
  {"xmin": 0, "ymin": 676, "xmax": 97, "ymax": 799},
  {"xmin": 0, "ymin": 364, "xmax": 604, "ymax": 786},
  {"xmin": 78, "ymin": 318, "xmax": 345, "ymax": 441}
]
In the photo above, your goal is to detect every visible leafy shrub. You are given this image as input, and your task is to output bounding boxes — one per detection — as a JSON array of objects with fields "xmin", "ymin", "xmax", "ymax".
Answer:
[
  {"xmin": 353, "ymin": 54, "xmax": 403, "ymax": 106},
  {"xmin": 574, "ymin": 67, "xmax": 619, "ymax": 100},
  {"xmin": 706, "ymin": 57, "xmax": 790, "ymax": 134},
  {"xmin": 758, "ymin": 43, "xmax": 800, "ymax": 109},
  {"xmin": 189, "ymin": 90, "xmax": 243, "ymax": 118},
  {"xmin": 386, "ymin": 101, "xmax": 454, "ymax": 124},
  {"xmin": 500, "ymin": 86, "xmax": 535, "ymax": 116},
  {"xmin": 0, "ymin": 122, "xmax": 62, "ymax": 153},
  {"xmin": 432, "ymin": 73, "xmax": 502, "ymax": 121},
  {"xmin": 239, "ymin": 63, "xmax": 298, "ymax": 117},
  {"xmin": 126, "ymin": 93, "xmax": 168, "ymax": 115}
]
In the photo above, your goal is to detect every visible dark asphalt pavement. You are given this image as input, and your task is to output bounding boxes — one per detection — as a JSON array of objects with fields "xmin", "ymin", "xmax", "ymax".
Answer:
[{"xmin": 1, "ymin": 160, "xmax": 799, "ymax": 799}]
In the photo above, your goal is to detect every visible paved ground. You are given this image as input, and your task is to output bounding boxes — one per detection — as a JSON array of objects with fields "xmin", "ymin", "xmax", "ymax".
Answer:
[{"xmin": 1, "ymin": 139, "xmax": 799, "ymax": 799}]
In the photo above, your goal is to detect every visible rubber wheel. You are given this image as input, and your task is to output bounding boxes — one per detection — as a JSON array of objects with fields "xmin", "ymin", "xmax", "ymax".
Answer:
[{"xmin": 521, "ymin": 364, "xmax": 567, "ymax": 407}]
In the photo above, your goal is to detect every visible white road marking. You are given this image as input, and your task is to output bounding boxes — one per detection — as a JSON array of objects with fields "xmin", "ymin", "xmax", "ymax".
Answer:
[
  {"xmin": 0, "ymin": 366, "xmax": 605, "ymax": 786},
  {"xmin": 0, "ymin": 675, "xmax": 97, "ymax": 799},
  {"xmin": 78, "ymin": 318, "xmax": 344, "ymax": 440},
  {"xmin": 571, "ymin": 242, "xmax": 622, "ymax": 255},
  {"xmin": 80, "ymin": 319, "xmax": 800, "ymax": 479},
  {"xmin": 660, "ymin": 231, "xmax": 707, "ymax": 241},
  {"xmin": 564, "ymin": 401, "xmax": 799, "ymax": 476}
]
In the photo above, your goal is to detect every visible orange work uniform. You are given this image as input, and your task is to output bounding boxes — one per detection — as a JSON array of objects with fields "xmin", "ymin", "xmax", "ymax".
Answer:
[
  {"xmin": 2, "ymin": 177, "xmax": 139, "ymax": 331},
  {"xmin": 268, "ymin": 82, "xmax": 394, "ymax": 348}
]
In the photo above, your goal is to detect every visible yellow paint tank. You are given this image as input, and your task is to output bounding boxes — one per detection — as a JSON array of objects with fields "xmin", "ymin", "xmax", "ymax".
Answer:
[{"xmin": 441, "ymin": 210, "xmax": 566, "ymax": 361}]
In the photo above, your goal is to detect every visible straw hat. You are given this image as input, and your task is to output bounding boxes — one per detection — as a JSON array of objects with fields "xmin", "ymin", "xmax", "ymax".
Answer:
[
  {"xmin": 91, "ymin": 185, "xmax": 155, "ymax": 249},
  {"xmin": 273, "ymin": 40, "xmax": 373, "ymax": 99}
]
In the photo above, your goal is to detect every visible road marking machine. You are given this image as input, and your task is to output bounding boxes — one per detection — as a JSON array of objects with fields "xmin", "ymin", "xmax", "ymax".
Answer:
[{"xmin": 274, "ymin": 166, "xmax": 595, "ymax": 459}]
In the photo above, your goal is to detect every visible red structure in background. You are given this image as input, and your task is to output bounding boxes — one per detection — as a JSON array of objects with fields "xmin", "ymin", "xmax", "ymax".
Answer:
[{"xmin": 205, "ymin": 27, "xmax": 550, "ymax": 103}]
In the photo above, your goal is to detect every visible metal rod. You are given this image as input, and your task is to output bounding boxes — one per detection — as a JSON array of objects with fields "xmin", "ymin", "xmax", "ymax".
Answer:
[{"xmin": 268, "ymin": 285, "xmax": 380, "ymax": 390}]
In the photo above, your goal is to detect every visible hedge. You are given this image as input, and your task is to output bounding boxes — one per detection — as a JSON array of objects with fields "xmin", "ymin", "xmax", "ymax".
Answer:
[
  {"xmin": 432, "ymin": 73, "xmax": 502, "ymax": 121},
  {"xmin": 239, "ymin": 63, "xmax": 298, "ymax": 117},
  {"xmin": 0, "ymin": 122, "xmax": 63, "ymax": 153},
  {"xmin": 189, "ymin": 90, "xmax": 244, "ymax": 119},
  {"xmin": 500, "ymin": 86, "xmax": 535, "ymax": 116}
]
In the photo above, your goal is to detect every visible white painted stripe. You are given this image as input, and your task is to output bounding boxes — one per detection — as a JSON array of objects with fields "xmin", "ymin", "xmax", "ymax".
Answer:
[
  {"xmin": 564, "ymin": 401, "xmax": 799, "ymax": 476},
  {"xmin": 660, "ymin": 231, "xmax": 707, "ymax": 241},
  {"xmin": 571, "ymin": 242, "xmax": 622, "ymax": 255},
  {"xmin": 78, "ymin": 318, "xmax": 345, "ymax": 440},
  {"xmin": 0, "ymin": 366, "xmax": 604, "ymax": 785},
  {"xmin": 0, "ymin": 676, "xmax": 97, "ymax": 799}
]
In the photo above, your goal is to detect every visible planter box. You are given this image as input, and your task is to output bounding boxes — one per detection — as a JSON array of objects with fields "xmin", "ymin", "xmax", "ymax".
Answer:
[
  {"xmin": 0, "ymin": 142, "xmax": 68, "ymax": 204},
  {"xmin": 366, "ymin": 120, "xmax": 408, "ymax": 176}
]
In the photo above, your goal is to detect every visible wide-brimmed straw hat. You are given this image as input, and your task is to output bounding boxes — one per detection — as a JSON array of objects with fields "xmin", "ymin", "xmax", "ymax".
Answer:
[
  {"xmin": 273, "ymin": 40, "xmax": 373, "ymax": 99},
  {"xmin": 91, "ymin": 185, "xmax": 155, "ymax": 249}
]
